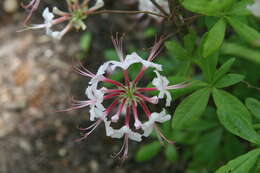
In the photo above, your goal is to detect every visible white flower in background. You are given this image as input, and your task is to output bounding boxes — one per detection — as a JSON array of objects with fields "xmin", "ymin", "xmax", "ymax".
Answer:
[
  {"xmin": 247, "ymin": 0, "xmax": 260, "ymax": 17},
  {"xmin": 138, "ymin": 0, "xmax": 169, "ymax": 21},
  {"xmin": 63, "ymin": 36, "xmax": 187, "ymax": 160},
  {"xmin": 21, "ymin": 0, "xmax": 105, "ymax": 39}
]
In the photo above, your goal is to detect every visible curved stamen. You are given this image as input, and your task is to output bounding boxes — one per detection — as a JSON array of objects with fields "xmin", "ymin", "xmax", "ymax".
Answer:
[
  {"xmin": 75, "ymin": 119, "xmax": 103, "ymax": 142},
  {"xmin": 111, "ymin": 134, "xmax": 129, "ymax": 162},
  {"xmin": 154, "ymin": 124, "xmax": 174, "ymax": 145},
  {"xmin": 22, "ymin": 0, "xmax": 41, "ymax": 25}
]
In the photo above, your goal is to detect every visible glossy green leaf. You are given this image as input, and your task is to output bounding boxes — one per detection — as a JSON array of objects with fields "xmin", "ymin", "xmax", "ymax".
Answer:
[
  {"xmin": 221, "ymin": 42, "xmax": 260, "ymax": 64},
  {"xmin": 215, "ymin": 74, "xmax": 245, "ymax": 88},
  {"xmin": 135, "ymin": 142, "xmax": 162, "ymax": 162},
  {"xmin": 164, "ymin": 144, "xmax": 178, "ymax": 163},
  {"xmin": 172, "ymin": 87, "xmax": 211, "ymax": 129},
  {"xmin": 213, "ymin": 58, "xmax": 235, "ymax": 82},
  {"xmin": 227, "ymin": 17, "xmax": 260, "ymax": 47},
  {"xmin": 199, "ymin": 53, "xmax": 218, "ymax": 82},
  {"xmin": 246, "ymin": 98, "xmax": 260, "ymax": 120},
  {"xmin": 213, "ymin": 88, "xmax": 260, "ymax": 144},
  {"xmin": 215, "ymin": 148, "xmax": 260, "ymax": 173},
  {"xmin": 184, "ymin": 30, "xmax": 197, "ymax": 54},
  {"xmin": 180, "ymin": 0, "xmax": 236, "ymax": 16},
  {"xmin": 203, "ymin": 18, "xmax": 226, "ymax": 58}
]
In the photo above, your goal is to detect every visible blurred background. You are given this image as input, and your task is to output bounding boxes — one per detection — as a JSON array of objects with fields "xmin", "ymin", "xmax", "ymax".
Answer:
[{"xmin": 0, "ymin": 0, "xmax": 178, "ymax": 173}]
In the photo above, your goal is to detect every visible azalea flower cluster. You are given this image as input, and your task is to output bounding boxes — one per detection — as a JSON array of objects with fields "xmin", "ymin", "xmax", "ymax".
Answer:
[
  {"xmin": 21, "ymin": 0, "xmax": 171, "ymax": 39},
  {"xmin": 66, "ymin": 37, "xmax": 187, "ymax": 160},
  {"xmin": 22, "ymin": 0, "xmax": 104, "ymax": 40}
]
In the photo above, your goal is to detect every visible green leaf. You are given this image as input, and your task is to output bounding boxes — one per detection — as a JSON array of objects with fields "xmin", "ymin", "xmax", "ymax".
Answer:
[
  {"xmin": 80, "ymin": 32, "xmax": 92, "ymax": 51},
  {"xmin": 180, "ymin": 0, "xmax": 236, "ymax": 16},
  {"xmin": 246, "ymin": 98, "xmax": 260, "ymax": 120},
  {"xmin": 144, "ymin": 27, "xmax": 157, "ymax": 38},
  {"xmin": 221, "ymin": 42, "xmax": 260, "ymax": 64},
  {"xmin": 203, "ymin": 18, "xmax": 226, "ymax": 58},
  {"xmin": 172, "ymin": 87, "xmax": 211, "ymax": 129},
  {"xmin": 193, "ymin": 129, "xmax": 222, "ymax": 165},
  {"xmin": 135, "ymin": 142, "xmax": 162, "ymax": 162},
  {"xmin": 215, "ymin": 74, "xmax": 245, "ymax": 88},
  {"xmin": 164, "ymin": 144, "xmax": 178, "ymax": 163},
  {"xmin": 229, "ymin": 0, "xmax": 253, "ymax": 16},
  {"xmin": 226, "ymin": 17, "xmax": 260, "ymax": 47},
  {"xmin": 213, "ymin": 88, "xmax": 260, "ymax": 144},
  {"xmin": 104, "ymin": 49, "xmax": 118, "ymax": 61},
  {"xmin": 184, "ymin": 29, "xmax": 197, "ymax": 54},
  {"xmin": 215, "ymin": 148, "xmax": 260, "ymax": 173},
  {"xmin": 213, "ymin": 58, "xmax": 235, "ymax": 82},
  {"xmin": 165, "ymin": 41, "xmax": 190, "ymax": 61},
  {"xmin": 199, "ymin": 53, "xmax": 218, "ymax": 82}
]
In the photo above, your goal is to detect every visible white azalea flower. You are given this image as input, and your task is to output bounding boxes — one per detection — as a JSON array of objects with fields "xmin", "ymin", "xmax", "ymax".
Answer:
[
  {"xmin": 247, "ymin": 0, "xmax": 260, "ymax": 17},
  {"xmin": 138, "ymin": 0, "xmax": 169, "ymax": 21},
  {"xmin": 110, "ymin": 126, "xmax": 142, "ymax": 142},
  {"xmin": 85, "ymin": 86, "xmax": 106, "ymax": 121},
  {"xmin": 66, "ymin": 37, "xmax": 187, "ymax": 160},
  {"xmin": 152, "ymin": 70, "xmax": 172, "ymax": 106},
  {"xmin": 89, "ymin": 0, "xmax": 104, "ymax": 11},
  {"xmin": 104, "ymin": 118, "xmax": 114, "ymax": 136},
  {"xmin": 29, "ymin": 7, "xmax": 63, "ymax": 39},
  {"xmin": 141, "ymin": 109, "xmax": 171, "ymax": 137}
]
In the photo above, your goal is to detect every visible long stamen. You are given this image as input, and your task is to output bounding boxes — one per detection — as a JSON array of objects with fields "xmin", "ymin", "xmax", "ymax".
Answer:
[
  {"xmin": 166, "ymin": 82, "xmax": 189, "ymax": 89},
  {"xmin": 75, "ymin": 119, "xmax": 102, "ymax": 142},
  {"xmin": 56, "ymin": 98, "xmax": 91, "ymax": 112},
  {"xmin": 73, "ymin": 64, "xmax": 95, "ymax": 77},
  {"xmin": 154, "ymin": 124, "xmax": 174, "ymax": 145},
  {"xmin": 22, "ymin": 0, "xmax": 41, "ymax": 25},
  {"xmin": 112, "ymin": 134, "xmax": 129, "ymax": 162}
]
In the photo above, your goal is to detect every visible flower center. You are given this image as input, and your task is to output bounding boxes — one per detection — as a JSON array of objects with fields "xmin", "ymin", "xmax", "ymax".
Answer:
[{"xmin": 122, "ymin": 83, "xmax": 137, "ymax": 102}]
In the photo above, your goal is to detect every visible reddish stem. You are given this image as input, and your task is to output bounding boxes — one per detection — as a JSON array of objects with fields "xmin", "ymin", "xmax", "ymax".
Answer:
[
  {"xmin": 105, "ymin": 99, "xmax": 119, "ymax": 115},
  {"xmin": 140, "ymin": 101, "xmax": 151, "ymax": 118},
  {"xmin": 125, "ymin": 106, "xmax": 131, "ymax": 126},
  {"xmin": 133, "ymin": 66, "xmax": 146, "ymax": 84},
  {"xmin": 104, "ymin": 93, "xmax": 121, "ymax": 100}
]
